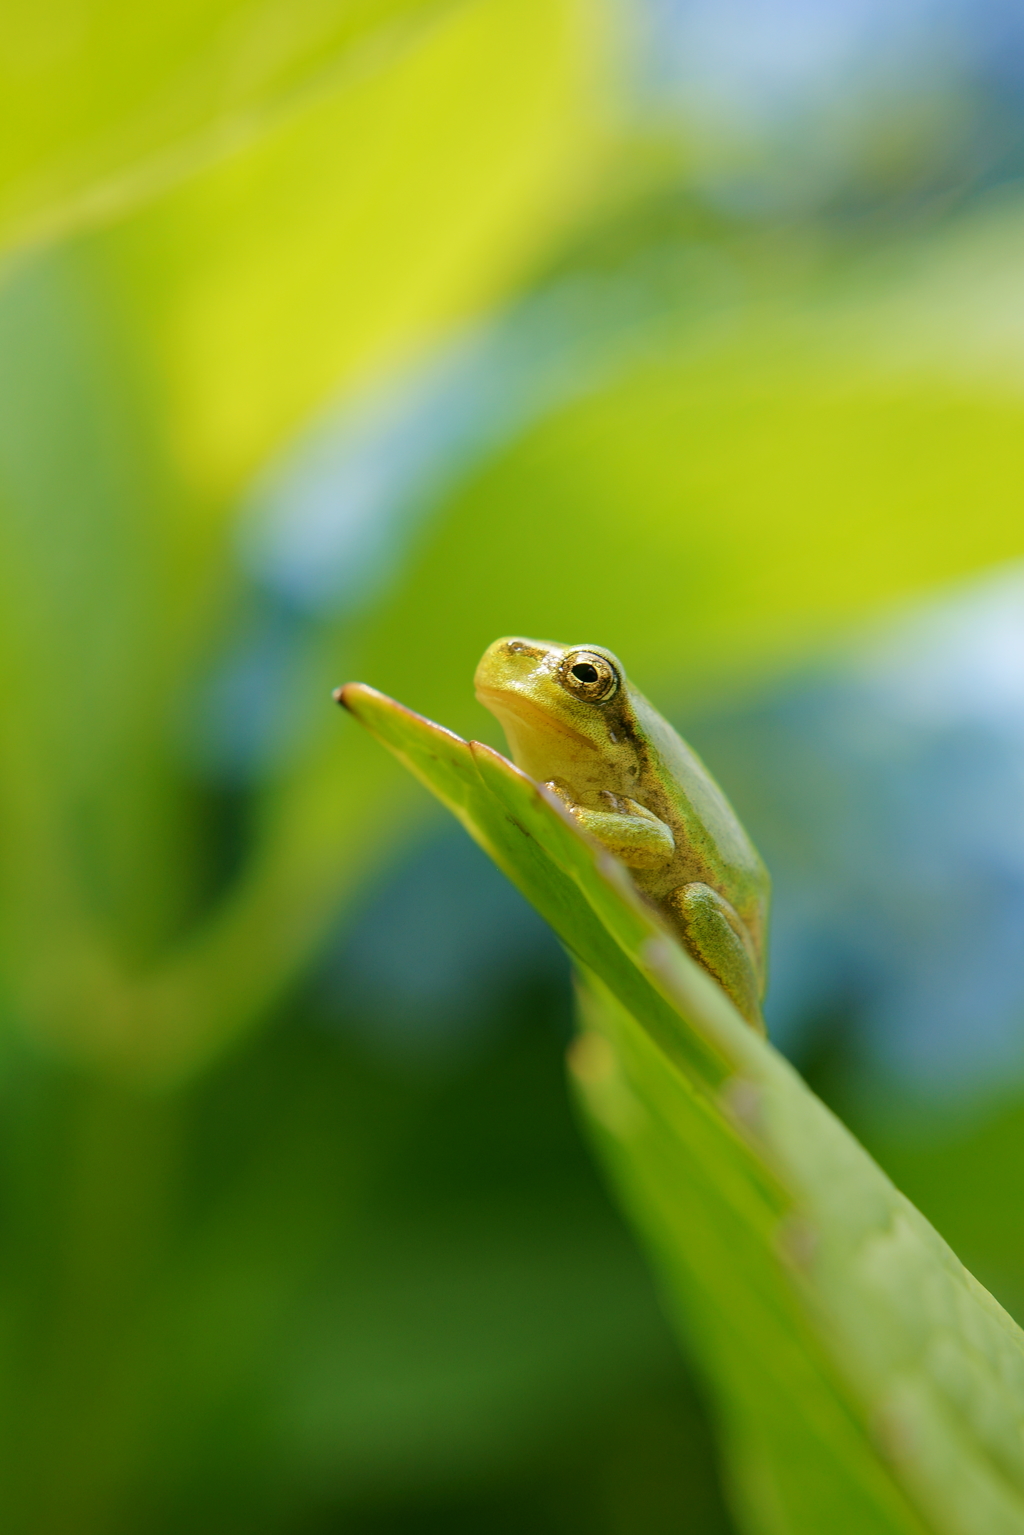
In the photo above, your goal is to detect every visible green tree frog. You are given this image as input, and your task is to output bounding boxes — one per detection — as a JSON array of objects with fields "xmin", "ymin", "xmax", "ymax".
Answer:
[{"xmin": 475, "ymin": 638, "xmax": 770, "ymax": 1031}]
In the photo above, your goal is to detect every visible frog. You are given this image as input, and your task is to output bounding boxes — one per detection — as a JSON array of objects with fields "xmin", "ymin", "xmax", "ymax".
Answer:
[{"xmin": 474, "ymin": 637, "xmax": 770, "ymax": 1031}]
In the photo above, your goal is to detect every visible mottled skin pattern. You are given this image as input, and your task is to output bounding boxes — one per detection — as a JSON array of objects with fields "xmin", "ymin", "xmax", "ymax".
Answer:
[{"xmin": 475, "ymin": 637, "xmax": 770, "ymax": 1031}]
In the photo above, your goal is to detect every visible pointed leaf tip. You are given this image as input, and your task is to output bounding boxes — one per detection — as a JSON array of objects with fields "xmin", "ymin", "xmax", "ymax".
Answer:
[{"xmin": 333, "ymin": 681, "xmax": 376, "ymax": 711}]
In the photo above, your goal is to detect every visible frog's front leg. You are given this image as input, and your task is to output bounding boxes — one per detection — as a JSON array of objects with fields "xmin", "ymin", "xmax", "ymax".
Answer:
[
  {"xmin": 543, "ymin": 783, "xmax": 674, "ymax": 869},
  {"xmin": 667, "ymin": 883, "xmax": 765, "ymax": 1033}
]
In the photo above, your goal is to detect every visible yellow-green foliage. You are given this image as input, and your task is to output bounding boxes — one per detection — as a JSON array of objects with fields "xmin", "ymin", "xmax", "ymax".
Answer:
[{"xmin": 2, "ymin": 4, "xmax": 1024, "ymax": 1530}]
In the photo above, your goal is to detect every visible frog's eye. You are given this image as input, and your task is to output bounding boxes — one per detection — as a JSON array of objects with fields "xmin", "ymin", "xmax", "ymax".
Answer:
[{"xmin": 559, "ymin": 649, "xmax": 620, "ymax": 704}]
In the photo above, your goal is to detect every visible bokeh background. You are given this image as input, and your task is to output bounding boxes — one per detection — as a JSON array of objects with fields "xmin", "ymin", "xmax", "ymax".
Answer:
[{"xmin": 3, "ymin": 1, "xmax": 1024, "ymax": 1530}]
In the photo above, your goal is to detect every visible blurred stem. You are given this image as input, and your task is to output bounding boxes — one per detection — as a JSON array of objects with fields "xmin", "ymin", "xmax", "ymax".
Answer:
[
  {"xmin": 1, "ymin": 726, "xmax": 427, "ymax": 1085},
  {"xmin": 4, "ymin": 1072, "xmax": 182, "ymax": 1535}
]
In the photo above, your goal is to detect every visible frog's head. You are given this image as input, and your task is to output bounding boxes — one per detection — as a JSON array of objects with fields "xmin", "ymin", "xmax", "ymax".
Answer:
[{"xmin": 475, "ymin": 636, "xmax": 637, "ymax": 787}]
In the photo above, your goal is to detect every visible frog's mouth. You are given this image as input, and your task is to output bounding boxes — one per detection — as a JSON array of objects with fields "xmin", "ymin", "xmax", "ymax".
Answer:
[{"xmin": 474, "ymin": 685, "xmax": 597, "ymax": 750}]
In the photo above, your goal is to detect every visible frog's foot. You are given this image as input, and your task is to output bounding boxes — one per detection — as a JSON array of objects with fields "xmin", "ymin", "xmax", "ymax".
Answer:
[
  {"xmin": 542, "ymin": 783, "xmax": 674, "ymax": 870},
  {"xmin": 666, "ymin": 882, "xmax": 765, "ymax": 1033}
]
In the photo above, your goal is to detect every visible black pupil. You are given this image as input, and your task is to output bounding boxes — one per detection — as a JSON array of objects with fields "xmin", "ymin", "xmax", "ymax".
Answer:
[{"xmin": 572, "ymin": 662, "xmax": 600, "ymax": 684}]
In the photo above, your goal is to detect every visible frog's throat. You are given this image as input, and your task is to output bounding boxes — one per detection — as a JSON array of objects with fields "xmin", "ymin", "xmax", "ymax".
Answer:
[{"xmin": 475, "ymin": 687, "xmax": 599, "ymax": 753}]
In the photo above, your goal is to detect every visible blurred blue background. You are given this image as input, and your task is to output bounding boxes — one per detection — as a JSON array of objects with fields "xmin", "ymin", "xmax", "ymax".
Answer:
[{"xmin": 3, "ymin": 0, "xmax": 1024, "ymax": 1529}]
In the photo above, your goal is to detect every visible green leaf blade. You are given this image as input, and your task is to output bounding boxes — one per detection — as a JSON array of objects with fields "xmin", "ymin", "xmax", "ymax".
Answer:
[{"xmin": 338, "ymin": 683, "xmax": 1024, "ymax": 1535}]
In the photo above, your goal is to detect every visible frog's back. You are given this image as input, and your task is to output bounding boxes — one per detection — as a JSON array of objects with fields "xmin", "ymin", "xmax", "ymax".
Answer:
[{"xmin": 626, "ymin": 689, "xmax": 770, "ymax": 968}]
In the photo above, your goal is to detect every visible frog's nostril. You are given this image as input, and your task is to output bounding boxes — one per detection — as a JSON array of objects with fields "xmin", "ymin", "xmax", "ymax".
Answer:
[{"xmin": 500, "ymin": 638, "xmax": 545, "ymax": 661}]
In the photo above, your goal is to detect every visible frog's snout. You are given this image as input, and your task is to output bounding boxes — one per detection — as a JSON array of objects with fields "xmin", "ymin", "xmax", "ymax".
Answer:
[{"xmin": 475, "ymin": 636, "xmax": 553, "ymax": 683}]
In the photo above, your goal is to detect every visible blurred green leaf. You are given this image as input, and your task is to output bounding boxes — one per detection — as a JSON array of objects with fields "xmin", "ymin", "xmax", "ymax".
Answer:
[
  {"xmin": 0, "ymin": 0, "xmax": 611, "ymax": 1080},
  {"xmin": 351, "ymin": 211, "xmax": 1024, "ymax": 730},
  {"xmin": 0, "ymin": 0, "xmax": 460, "ymax": 256},
  {"xmin": 100, "ymin": 0, "xmax": 611, "ymax": 495},
  {"xmin": 340, "ymin": 680, "xmax": 1024, "ymax": 1535}
]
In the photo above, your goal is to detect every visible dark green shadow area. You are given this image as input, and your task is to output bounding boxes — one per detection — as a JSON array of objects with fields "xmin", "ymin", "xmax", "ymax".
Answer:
[{"xmin": 0, "ymin": 985, "xmax": 734, "ymax": 1535}]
